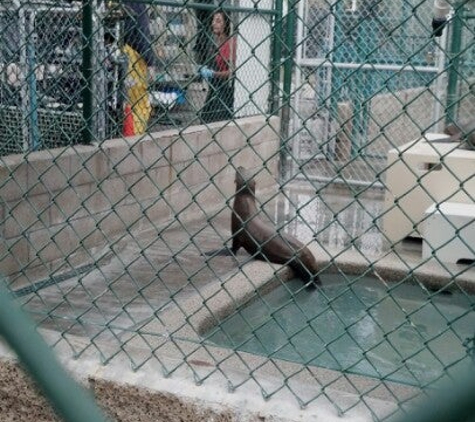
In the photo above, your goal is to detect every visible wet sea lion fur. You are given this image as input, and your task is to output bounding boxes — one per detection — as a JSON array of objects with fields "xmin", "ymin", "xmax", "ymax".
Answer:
[{"xmin": 229, "ymin": 167, "xmax": 321, "ymax": 287}]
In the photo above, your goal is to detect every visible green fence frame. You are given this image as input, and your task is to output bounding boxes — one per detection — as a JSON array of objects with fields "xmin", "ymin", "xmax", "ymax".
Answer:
[
  {"xmin": 0, "ymin": 281, "xmax": 109, "ymax": 422},
  {"xmin": 0, "ymin": 0, "xmax": 475, "ymax": 420}
]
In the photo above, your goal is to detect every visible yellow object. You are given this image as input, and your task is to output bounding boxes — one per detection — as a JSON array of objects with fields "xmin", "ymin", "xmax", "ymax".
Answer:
[{"xmin": 122, "ymin": 44, "xmax": 151, "ymax": 134}]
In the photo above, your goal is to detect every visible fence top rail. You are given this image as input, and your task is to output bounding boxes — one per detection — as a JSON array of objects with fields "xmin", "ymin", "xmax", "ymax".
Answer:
[
  {"xmin": 1, "ymin": 0, "xmax": 278, "ymax": 14},
  {"xmin": 296, "ymin": 58, "xmax": 441, "ymax": 73}
]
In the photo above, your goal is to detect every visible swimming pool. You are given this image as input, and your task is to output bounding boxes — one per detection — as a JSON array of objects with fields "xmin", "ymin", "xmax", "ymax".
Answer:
[{"xmin": 203, "ymin": 273, "xmax": 475, "ymax": 386}]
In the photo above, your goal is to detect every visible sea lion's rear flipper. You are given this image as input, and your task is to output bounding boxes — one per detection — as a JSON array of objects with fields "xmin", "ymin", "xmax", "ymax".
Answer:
[
  {"xmin": 304, "ymin": 276, "xmax": 321, "ymax": 290},
  {"xmin": 202, "ymin": 247, "xmax": 234, "ymax": 257}
]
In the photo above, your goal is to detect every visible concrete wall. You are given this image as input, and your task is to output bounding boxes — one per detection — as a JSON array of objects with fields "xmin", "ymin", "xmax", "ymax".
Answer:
[
  {"xmin": 298, "ymin": 84, "xmax": 441, "ymax": 162},
  {"xmin": 234, "ymin": 0, "xmax": 273, "ymax": 118},
  {"xmin": 0, "ymin": 115, "xmax": 280, "ymax": 282},
  {"xmin": 334, "ymin": 87, "xmax": 439, "ymax": 161}
]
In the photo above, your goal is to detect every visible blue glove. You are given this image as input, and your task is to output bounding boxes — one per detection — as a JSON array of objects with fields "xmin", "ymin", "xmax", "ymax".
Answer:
[{"xmin": 200, "ymin": 66, "xmax": 215, "ymax": 81}]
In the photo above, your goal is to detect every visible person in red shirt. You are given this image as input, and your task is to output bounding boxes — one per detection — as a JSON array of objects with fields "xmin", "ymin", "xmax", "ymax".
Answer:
[{"xmin": 199, "ymin": 10, "xmax": 236, "ymax": 123}]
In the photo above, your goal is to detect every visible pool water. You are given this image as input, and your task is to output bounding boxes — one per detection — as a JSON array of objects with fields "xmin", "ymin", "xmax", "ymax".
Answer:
[{"xmin": 204, "ymin": 274, "xmax": 475, "ymax": 386}]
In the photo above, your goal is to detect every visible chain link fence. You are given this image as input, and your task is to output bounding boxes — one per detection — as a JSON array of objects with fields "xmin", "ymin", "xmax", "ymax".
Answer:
[
  {"xmin": 288, "ymin": 0, "xmax": 475, "ymax": 186},
  {"xmin": 0, "ymin": 0, "xmax": 277, "ymax": 151},
  {"xmin": 0, "ymin": 0, "xmax": 475, "ymax": 420}
]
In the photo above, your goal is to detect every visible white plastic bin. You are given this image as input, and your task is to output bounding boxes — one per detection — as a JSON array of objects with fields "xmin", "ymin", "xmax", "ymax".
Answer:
[
  {"xmin": 383, "ymin": 135, "xmax": 475, "ymax": 243},
  {"xmin": 422, "ymin": 202, "xmax": 475, "ymax": 263}
]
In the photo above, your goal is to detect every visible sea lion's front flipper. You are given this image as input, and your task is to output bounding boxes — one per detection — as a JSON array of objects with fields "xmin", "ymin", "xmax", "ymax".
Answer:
[{"xmin": 202, "ymin": 247, "xmax": 234, "ymax": 257}]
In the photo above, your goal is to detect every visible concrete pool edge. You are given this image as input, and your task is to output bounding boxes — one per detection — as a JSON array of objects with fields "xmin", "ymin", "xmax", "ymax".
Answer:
[
  {"xmin": 133, "ymin": 240, "xmax": 474, "ymax": 413},
  {"xmin": 0, "ymin": 327, "xmax": 411, "ymax": 422},
  {"xmin": 155, "ymin": 241, "xmax": 475, "ymax": 342},
  {"xmin": 103, "ymin": 241, "xmax": 472, "ymax": 415},
  {"xmin": 1, "ymin": 242, "xmax": 472, "ymax": 421}
]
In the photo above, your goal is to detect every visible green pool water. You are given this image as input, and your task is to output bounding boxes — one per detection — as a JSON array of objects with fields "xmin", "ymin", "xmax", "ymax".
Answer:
[{"xmin": 204, "ymin": 274, "xmax": 475, "ymax": 386}]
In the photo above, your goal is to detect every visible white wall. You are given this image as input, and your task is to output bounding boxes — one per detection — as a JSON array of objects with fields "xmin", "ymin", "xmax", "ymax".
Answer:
[{"xmin": 234, "ymin": 0, "xmax": 274, "ymax": 117}]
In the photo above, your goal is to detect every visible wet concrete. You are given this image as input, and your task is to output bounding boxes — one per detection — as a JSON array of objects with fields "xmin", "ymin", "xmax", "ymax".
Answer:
[
  {"xmin": 19, "ymin": 212, "xmax": 238, "ymax": 339},
  {"xmin": 8, "ymin": 180, "xmax": 475, "ymax": 421},
  {"xmin": 19, "ymin": 182, "xmax": 388, "ymax": 339},
  {"xmin": 17, "ymin": 179, "xmax": 475, "ymax": 353},
  {"xmin": 274, "ymin": 182, "xmax": 386, "ymax": 254}
]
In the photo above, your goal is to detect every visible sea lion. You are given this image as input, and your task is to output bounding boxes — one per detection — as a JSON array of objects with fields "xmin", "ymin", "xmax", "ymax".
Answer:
[
  {"xmin": 227, "ymin": 167, "xmax": 321, "ymax": 287},
  {"xmin": 443, "ymin": 119, "xmax": 475, "ymax": 149}
]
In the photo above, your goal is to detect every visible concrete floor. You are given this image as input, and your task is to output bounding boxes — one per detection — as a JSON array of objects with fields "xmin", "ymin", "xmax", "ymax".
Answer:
[
  {"xmin": 10, "ymin": 180, "xmax": 475, "ymax": 420},
  {"xmin": 19, "ymin": 182, "xmax": 389, "ymax": 338},
  {"xmin": 19, "ymin": 178, "xmax": 475, "ymax": 342}
]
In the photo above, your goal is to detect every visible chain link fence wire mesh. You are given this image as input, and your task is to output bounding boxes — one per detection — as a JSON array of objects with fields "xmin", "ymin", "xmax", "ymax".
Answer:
[
  {"xmin": 288, "ymin": 0, "xmax": 475, "ymax": 186},
  {"xmin": 0, "ymin": 279, "xmax": 109, "ymax": 422},
  {"xmin": 0, "ymin": 0, "xmax": 475, "ymax": 420},
  {"xmin": 0, "ymin": 0, "xmax": 277, "ymax": 151}
]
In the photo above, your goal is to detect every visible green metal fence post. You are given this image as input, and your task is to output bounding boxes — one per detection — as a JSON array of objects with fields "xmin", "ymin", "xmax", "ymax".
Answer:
[
  {"xmin": 82, "ymin": 0, "xmax": 94, "ymax": 144},
  {"xmin": 0, "ymin": 282, "xmax": 109, "ymax": 422},
  {"xmin": 269, "ymin": 0, "xmax": 284, "ymax": 115},
  {"xmin": 392, "ymin": 368, "xmax": 475, "ymax": 422},
  {"xmin": 280, "ymin": 0, "xmax": 297, "ymax": 179},
  {"xmin": 446, "ymin": 2, "xmax": 464, "ymax": 124},
  {"xmin": 26, "ymin": 19, "xmax": 41, "ymax": 151}
]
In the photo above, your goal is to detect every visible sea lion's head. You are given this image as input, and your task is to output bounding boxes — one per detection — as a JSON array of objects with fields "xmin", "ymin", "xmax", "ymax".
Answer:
[{"xmin": 235, "ymin": 166, "xmax": 256, "ymax": 194}]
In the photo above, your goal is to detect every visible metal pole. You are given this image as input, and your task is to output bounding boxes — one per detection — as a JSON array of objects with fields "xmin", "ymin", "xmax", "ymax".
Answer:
[
  {"xmin": 279, "ymin": 0, "xmax": 297, "ymax": 180},
  {"xmin": 269, "ymin": 0, "xmax": 283, "ymax": 115},
  {"xmin": 281, "ymin": 0, "xmax": 296, "ymax": 134},
  {"xmin": 82, "ymin": 0, "xmax": 94, "ymax": 144},
  {"xmin": 26, "ymin": 12, "xmax": 40, "ymax": 151},
  {"xmin": 19, "ymin": 7, "xmax": 30, "ymax": 151},
  {"xmin": 0, "ymin": 282, "xmax": 109, "ymax": 422},
  {"xmin": 446, "ymin": 2, "xmax": 464, "ymax": 124},
  {"xmin": 432, "ymin": 18, "xmax": 450, "ymax": 132},
  {"xmin": 392, "ymin": 368, "xmax": 475, "ymax": 422}
]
